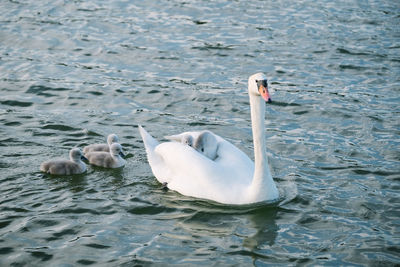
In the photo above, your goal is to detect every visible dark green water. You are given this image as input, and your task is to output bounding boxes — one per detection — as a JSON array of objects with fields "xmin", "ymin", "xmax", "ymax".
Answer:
[{"xmin": 1, "ymin": 0, "xmax": 399, "ymax": 266}]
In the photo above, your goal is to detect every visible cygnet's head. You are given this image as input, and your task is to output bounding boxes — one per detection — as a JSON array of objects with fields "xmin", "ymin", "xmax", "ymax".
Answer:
[
  {"xmin": 248, "ymin": 73, "xmax": 271, "ymax": 103},
  {"xmin": 107, "ymin": 134, "xmax": 119, "ymax": 146},
  {"xmin": 70, "ymin": 148, "xmax": 87, "ymax": 162},
  {"xmin": 193, "ymin": 131, "xmax": 218, "ymax": 160},
  {"xmin": 110, "ymin": 143, "xmax": 125, "ymax": 157},
  {"xmin": 182, "ymin": 135, "xmax": 193, "ymax": 147}
]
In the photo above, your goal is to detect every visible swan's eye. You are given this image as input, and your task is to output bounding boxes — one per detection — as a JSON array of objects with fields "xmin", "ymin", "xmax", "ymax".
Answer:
[
  {"xmin": 256, "ymin": 79, "xmax": 268, "ymax": 88},
  {"xmin": 201, "ymin": 148, "xmax": 204, "ymax": 152}
]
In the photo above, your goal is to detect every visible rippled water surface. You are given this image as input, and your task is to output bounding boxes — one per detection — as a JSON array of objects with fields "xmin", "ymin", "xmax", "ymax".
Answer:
[{"xmin": 1, "ymin": 0, "xmax": 399, "ymax": 265}]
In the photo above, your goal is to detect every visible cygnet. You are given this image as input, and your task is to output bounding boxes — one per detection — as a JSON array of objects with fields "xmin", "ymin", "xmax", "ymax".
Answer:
[
  {"xmin": 40, "ymin": 148, "xmax": 87, "ymax": 175},
  {"xmin": 193, "ymin": 131, "xmax": 219, "ymax": 160},
  {"xmin": 85, "ymin": 143, "xmax": 126, "ymax": 168},
  {"xmin": 165, "ymin": 133, "xmax": 193, "ymax": 146},
  {"xmin": 181, "ymin": 134, "xmax": 194, "ymax": 146},
  {"xmin": 83, "ymin": 133, "xmax": 119, "ymax": 154}
]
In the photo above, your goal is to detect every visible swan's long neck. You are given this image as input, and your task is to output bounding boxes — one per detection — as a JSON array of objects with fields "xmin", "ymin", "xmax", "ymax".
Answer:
[{"xmin": 248, "ymin": 93, "xmax": 279, "ymax": 202}]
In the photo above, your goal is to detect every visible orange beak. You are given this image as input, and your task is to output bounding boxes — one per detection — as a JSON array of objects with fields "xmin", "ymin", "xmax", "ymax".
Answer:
[{"xmin": 258, "ymin": 84, "xmax": 271, "ymax": 103}]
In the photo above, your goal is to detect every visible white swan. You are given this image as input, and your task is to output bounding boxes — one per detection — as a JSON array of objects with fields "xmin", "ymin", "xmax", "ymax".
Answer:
[
  {"xmin": 85, "ymin": 143, "xmax": 126, "ymax": 168},
  {"xmin": 40, "ymin": 148, "xmax": 87, "ymax": 175},
  {"xmin": 83, "ymin": 134, "xmax": 119, "ymax": 154},
  {"xmin": 139, "ymin": 73, "xmax": 279, "ymax": 204}
]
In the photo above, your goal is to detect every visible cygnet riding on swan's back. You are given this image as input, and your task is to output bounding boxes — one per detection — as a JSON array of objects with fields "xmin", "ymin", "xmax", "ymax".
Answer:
[
  {"xmin": 165, "ymin": 133, "xmax": 195, "ymax": 146},
  {"xmin": 83, "ymin": 134, "xmax": 119, "ymax": 154},
  {"xmin": 85, "ymin": 143, "xmax": 126, "ymax": 168},
  {"xmin": 193, "ymin": 131, "xmax": 219, "ymax": 160},
  {"xmin": 139, "ymin": 73, "xmax": 279, "ymax": 205},
  {"xmin": 40, "ymin": 148, "xmax": 87, "ymax": 175},
  {"xmin": 165, "ymin": 130, "xmax": 218, "ymax": 160}
]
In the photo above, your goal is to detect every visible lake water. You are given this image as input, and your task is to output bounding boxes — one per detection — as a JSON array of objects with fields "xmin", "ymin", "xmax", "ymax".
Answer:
[{"xmin": 1, "ymin": 0, "xmax": 399, "ymax": 265}]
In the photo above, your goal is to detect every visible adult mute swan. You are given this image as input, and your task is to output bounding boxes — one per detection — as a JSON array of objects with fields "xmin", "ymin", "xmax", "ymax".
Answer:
[{"xmin": 139, "ymin": 73, "xmax": 279, "ymax": 204}]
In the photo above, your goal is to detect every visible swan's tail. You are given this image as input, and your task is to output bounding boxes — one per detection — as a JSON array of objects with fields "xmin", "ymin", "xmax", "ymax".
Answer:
[
  {"xmin": 138, "ymin": 125, "xmax": 159, "ymax": 152},
  {"xmin": 139, "ymin": 125, "xmax": 170, "ymax": 183}
]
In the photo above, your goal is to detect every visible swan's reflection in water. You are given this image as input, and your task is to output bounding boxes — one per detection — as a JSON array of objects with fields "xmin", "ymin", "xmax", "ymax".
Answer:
[
  {"xmin": 165, "ymin": 197, "xmax": 280, "ymax": 256},
  {"xmin": 242, "ymin": 206, "xmax": 278, "ymax": 250}
]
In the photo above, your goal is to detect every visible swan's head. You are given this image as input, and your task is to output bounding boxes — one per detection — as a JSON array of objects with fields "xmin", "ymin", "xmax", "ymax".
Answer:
[
  {"xmin": 107, "ymin": 134, "xmax": 119, "ymax": 146},
  {"xmin": 70, "ymin": 148, "xmax": 87, "ymax": 162},
  {"xmin": 193, "ymin": 131, "xmax": 218, "ymax": 160},
  {"xmin": 110, "ymin": 143, "xmax": 125, "ymax": 158},
  {"xmin": 248, "ymin": 73, "xmax": 271, "ymax": 103}
]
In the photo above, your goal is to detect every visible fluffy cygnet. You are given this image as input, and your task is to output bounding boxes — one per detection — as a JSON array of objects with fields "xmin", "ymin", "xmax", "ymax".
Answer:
[
  {"xmin": 40, "ymin": 148, "xmax": 87, "ymax": 175},
  {"xmin": 83, "ymin": 134, "xmax": 119, "ymax": 154},
  {"xmin": 193, "ymin": 131, "xmax": 219, "ymax": 160},
  {"xmin": 181, "ymin": 134, "xmax": 194, "ymax": 146},
  {"xmin": 165, "ymin": 133, "xmax": 193, "ymax": 146},
  {"xmin": 85, "ymin": 143, "xmax": 126, "ymax": 168}
]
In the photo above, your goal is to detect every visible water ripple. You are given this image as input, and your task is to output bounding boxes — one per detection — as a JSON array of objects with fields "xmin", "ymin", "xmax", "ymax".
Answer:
[{"xmin": 0, "ymin": 0, "xmax": 399, "ymax": 265}]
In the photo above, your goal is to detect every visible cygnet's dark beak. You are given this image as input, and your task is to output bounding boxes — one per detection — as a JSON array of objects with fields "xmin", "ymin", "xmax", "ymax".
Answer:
[
  {"xmin": 81, "ymin": 155, "xmax": 89, "ymax": 162},
  {"xmin": 119, "ymin": 151, "xmax": 126, "ymax": 158}
]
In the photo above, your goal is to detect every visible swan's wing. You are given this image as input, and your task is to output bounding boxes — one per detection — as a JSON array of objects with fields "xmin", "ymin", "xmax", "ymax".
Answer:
[
  {"xmin": 164, "ymin": 134, "xmax": 183, "ymax": 142},
  {"xmin": 154, "ymin": 142, "xmax": 219, "ymax": 188},
  {"xmin": 140, "ymin": 126, "xmax": 207, "ymax": 185},
  {"xmin": 164, "ymin": 131, "xmax": 202, "ymax": 142},
  {"xmin": 140, "ymin": 126, "xmax": 255, "ymax": 203},
  {"xmin": 215, "ymin": 139, "xmax": 254, "ymax": 184},
  {"xmin": 164, "ymin": 134, "xmax": 181, "ymax": 142},
  {"xmin": 156, "ymin": 140, "xmax": 257, "ymax": 203},
  {"xmin": 162, "ymin": 130, "xmax": 254, "ymax": 186}
]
